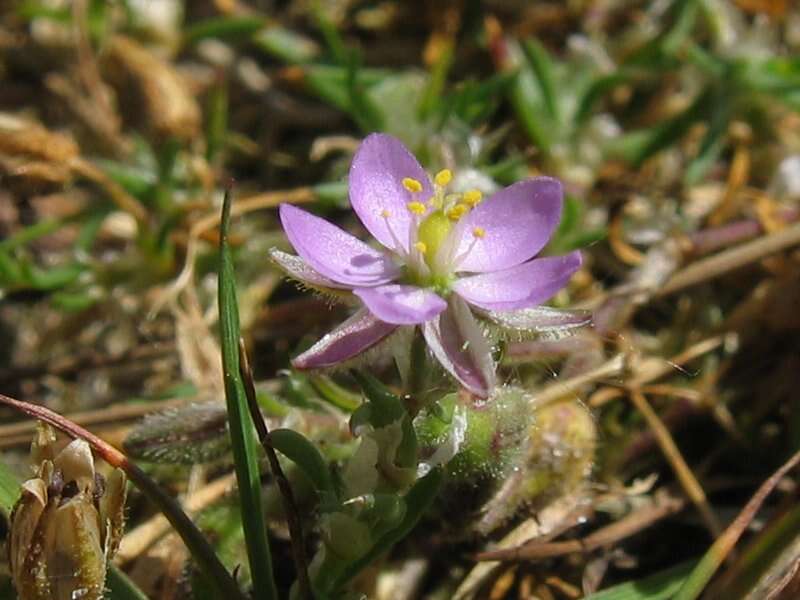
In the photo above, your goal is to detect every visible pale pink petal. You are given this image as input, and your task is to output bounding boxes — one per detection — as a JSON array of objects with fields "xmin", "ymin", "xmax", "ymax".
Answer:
[
  {"xmin": 292, "ymin": 309, "xmax": 397, "ymax": 369},
  {"xmin": 453, "ymin": 251, "xmax": 581, "ymax": 312},
  {"xmin": 279, "ymin": 204, "xmax": 400, "ymax": 286},
  {"xmin": 349, "ymin": 133, "xmax": 433, "ymax": 254},
  {"xmin": 449, "ymin": 177, "xmax": 563, "ymax": 273},
  {"xmin": 422, "ymin": 296, "xmax": 495, "ymax": 398},
  {"xmin": 354, "ymin": 284, "xmax": 447, "ymax": 325}
]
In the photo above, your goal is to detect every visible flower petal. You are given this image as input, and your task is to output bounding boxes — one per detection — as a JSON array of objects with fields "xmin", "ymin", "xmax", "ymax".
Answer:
[
  {"xmin": 349, "ymin": 133, "xmax": 433, "ymax": 253},
  {"xmin": 453, "ymin": 251, "xmax": 582, "ymax": 311},
  {"xmin": 292, "ymin": 309, "xmax": 397, "ymax": 369},
  {"xmin": 422, "ymin": 296, "xmax": 495, "ymax": 398},
  {"xmin": 480, "ymin": 306, "xmax": 591, "ymax": 333},
  {"xmin": 450, "ymin": 177, "xmax": 563, "ymax": 273},
  {"xmin": 269, "ymin": 248, "xmax": 351, "ymax": 289},
  {"xmin": 279, "ymin": 204, "xmax": 400, "ymax": 286},
  {"xmin": 354, "ymin": 284, "xmax": 447, "ymax": 325}
]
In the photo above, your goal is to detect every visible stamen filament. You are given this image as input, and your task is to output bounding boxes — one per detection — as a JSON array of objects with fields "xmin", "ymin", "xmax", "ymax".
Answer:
[
  {"xmin": 450, "ymin": 227, "xmax": 486, "ymax": 270},
  {"xmin": 379, "ymin": 209, "xmax": 406, "ymax": 255}
]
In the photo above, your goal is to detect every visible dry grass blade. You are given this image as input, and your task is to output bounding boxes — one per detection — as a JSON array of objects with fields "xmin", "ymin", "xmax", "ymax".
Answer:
[
  {"xmin": 627, "ymin": 389, "xmax": 722, "ymax": 538},
  {"xmin": 674, "ymin": 448, "xmax": 800, "ymax": 600},
  {"xmin": 475, "ymin": 488, "xmax": 686, "ymax": 561},
  {"xmin": 657, "ymin": 222, "xmax": 800, "ymax": 297}
]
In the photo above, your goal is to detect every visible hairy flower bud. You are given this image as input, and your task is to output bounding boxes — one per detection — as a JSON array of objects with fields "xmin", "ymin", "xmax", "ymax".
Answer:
[
  {"xmin": 8, "ymin": 423, "xmax": 127, "ymax": 600},
  {"xmin": 477, "ymin": 398, "xmax": 596, "ymax": 534}
]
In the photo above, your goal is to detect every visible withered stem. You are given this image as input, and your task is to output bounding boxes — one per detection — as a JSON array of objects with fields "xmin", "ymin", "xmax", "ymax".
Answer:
[{"xmin": 238, "ymin": 338, "xmax": 313, "ymax": 600}]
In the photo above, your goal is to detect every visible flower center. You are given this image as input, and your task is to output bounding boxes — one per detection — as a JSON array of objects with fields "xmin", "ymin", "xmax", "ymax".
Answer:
[{"xmin": 398, "ymin": 170, "xmax": 485, "ymax": 293}]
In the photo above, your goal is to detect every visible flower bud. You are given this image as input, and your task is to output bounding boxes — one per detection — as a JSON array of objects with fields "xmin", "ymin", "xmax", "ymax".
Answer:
[
  {"xmin": 477, "ymin": 398, "xmax": 596, "ymax": 534},
  {"xmin": 8, "ymin": 423, "xmax": 127, "ymax": 600}
]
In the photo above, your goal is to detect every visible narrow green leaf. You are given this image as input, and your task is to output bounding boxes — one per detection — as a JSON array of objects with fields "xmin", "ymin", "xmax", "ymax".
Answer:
[
  {"xmin": 183, "ymin": 16, "xmax": 265, "ymax": 46},
  {"xmin": 302, "ymin": 65, "xmax": 388, "ymax": 114},
  {"xmin": 521, "ymin": 38, "xmax": 560, "ymax": 122},
  {"xmin": 218, "ymin": 191, "xmax": 278, "ymax": 600},
  {"xmin": 418, "ymin": 40, "xmax": 454, "ymax": 119},
  {"xmin": 684, "ymin": 95, "xmax": 730, "ymax": 185},
  {"xmin": 720, "ymin": 504, "xmax": 800, "ymax": 598},
  {"xmin": 0, "ymin": 461, "xmax": 20, "ymax": 514},
  {"xmin": 269, "ymin": 428, "xmax": 335, "ymax": 496},
  {"xmin": 351, "ymin": 372, "xmax": 404, "ymax": 427},
  {"xmin": 345, "ymin": 56, "xmax": 385, "ymax": 133},
  {"xmin": 308, "ymin": 375, "xmax": 361, "ymax": 412},
  {"xmin": 505, "ymin": 39, "xmax": 554, "ymax": 152},
  {"xmin": 0, "ymin": 219, "xmax": 62, "ymax": 252},
  {"xmin": 251, "ymin": 27, "xmax": 320, "ymax": 64},
  {"xmin": 610, "ymin": 88, "xmax": 710, "ymax": 166},
  {"xmin": 106, "ymin": 566, "xmax": 148, "ymax": 600},
  {"xmin": 584, "ymin": 560, "xmax": 697, "ymax": 600},
  {"xmin": 575, "ymin": 72, "xmax": 632, "ymax": 125},
  {"xmin": 22, "ymin": 262, "xmax": 84, "ymax": 291}
]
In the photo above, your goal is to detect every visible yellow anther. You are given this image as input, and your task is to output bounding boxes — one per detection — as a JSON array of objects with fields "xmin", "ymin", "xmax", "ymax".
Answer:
[
  {"xmin": 414, "ymin": 241, "xmax": 428, "ymax": 254},
  {"xmin": 446, "ymin": 203, "xmax": 470, "ymax": 221},
  {"xmin": 380, "ymin": 209, "xmax": 391, "ymax": 218},
  {"xmin": 407, "ymin": 201, "xmax": 427, "ymax": 215},
  {"xmin": 402, "ymin": 177, "xmax": 423, "ymax": 193},
  {"xmin": 472, "ymin": 226, "xmax": 486, "ymax": 239},
  {"xmin": 434, "ymin": 169, "xmax": 453, "ymax": 187},
  {"xmin": 462, "ymin": 189, "xmax": 482, "ymax": 207}
]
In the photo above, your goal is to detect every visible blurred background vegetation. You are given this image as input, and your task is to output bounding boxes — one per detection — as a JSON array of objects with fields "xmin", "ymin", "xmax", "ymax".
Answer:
[{"xmin": 2, "ymin": 0, "xmax": 800, "ymax": 598}]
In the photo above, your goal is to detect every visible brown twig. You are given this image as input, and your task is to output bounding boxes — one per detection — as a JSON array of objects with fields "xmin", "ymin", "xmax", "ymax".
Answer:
[
  {"xmin": 475, "ymin": 488, "xmax": 687, "ymax": 561},
  {"xmin": 656, "ymin": 222, "xmax": 800, "ymax": 298},
  {"xmin": 627, "ymin": 388, "xmax": 722, "ymax": 538},
  {"xmin": 238, "ymin": 338, "xmax": 313, "ymax": 600}
]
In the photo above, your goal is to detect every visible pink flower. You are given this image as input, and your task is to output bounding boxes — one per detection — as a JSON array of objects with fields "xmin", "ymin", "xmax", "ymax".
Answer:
[{"xmin": 270, "ymin": 134, "xmax": 584, "ymax": 397}]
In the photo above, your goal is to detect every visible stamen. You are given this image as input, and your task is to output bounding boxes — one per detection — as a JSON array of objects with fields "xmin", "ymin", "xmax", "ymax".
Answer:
[
  {"xmin": 379, "ymin": 209, "xmax": 405, "ymax": 255},
  {"xmin": 462, "ymin": 189, "xmax": 482, "ymax": 207},
  {"xmin": 414, "ymin": 241, "xmax": 427, "ymax": 254},
  {"xmin": 446, "ymin": 203, "xmax": 470, "ymax": 221},
  {"xmin": 451, "ymin": 227, "xmax": 486, "ymax": 270},
  {"xmin": 407, "ymin": 201, "xmax": 427, "ymax": 215},
  {"xmin": 434, "ymin": 169, "xmax": 453, "ymax": 187},
  {"xmin": 402, "ymin": 177, "xmax": 423, "ymax": 193}
]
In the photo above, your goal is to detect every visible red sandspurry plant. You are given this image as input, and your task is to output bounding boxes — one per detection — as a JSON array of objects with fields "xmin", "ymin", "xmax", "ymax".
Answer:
[{"xmin": 270, "ymin": 133, "xmax": 585, "ymax": 397}]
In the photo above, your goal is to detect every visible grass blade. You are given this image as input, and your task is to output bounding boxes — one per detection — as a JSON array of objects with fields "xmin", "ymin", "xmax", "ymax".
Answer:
[
  {"xmin": 218, "ymin": 190, "xmax": 279, "ymax": 599},
  {"xmin": 674, "ymin": 448, "xmax": 800, "ymax": 600},
  {"xmin": 106, "ymin": 566, "xmax": 149, "ymax": 600},
  {"xmin": 0, "ymin": 461, "xmax": 19, "ymax": 514},
  {"xmin": 584, "ymin": 560, "xmax": 697, "ymax": 600}
]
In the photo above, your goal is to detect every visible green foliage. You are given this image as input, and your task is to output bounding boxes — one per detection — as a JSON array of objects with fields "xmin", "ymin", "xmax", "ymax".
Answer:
[
  {"xmin": 0, "ymin": 461, "xmax": 20, "ymax": 515},
  {"xmin": 218, "ymin": 192, "xmax": 278, "ymax": 600},
  {"xmin": 585, "ymin": 560, "xmax": 697, "ymax": 600}
]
